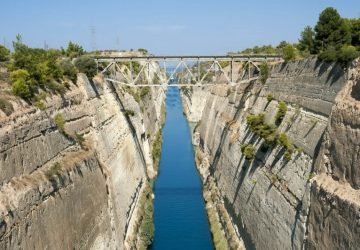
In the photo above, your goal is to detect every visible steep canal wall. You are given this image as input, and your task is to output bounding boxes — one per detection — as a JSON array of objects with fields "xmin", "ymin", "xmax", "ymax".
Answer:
[
  {"xmin": 182, "ymin": 58, "xmax": 360, "ymax": 250},
  {"xmin": 0, "ymin": 68, "xmax": 165, "ymax": 249}
]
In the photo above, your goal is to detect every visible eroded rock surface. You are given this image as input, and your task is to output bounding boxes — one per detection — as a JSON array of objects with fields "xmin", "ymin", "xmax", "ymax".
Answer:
[
  {"xmin": 183, "ymin": 58, "xmax": 360, "ymax": 250},
  {"xmin": 0, "ymin": 73, "xmax": 165, "ymax": 249}
]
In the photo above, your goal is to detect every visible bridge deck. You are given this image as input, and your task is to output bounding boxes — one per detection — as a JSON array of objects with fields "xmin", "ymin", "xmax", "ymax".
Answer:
[{"xmin": 94, "ymin": 54, "xmax": 282, "ymax": 62}]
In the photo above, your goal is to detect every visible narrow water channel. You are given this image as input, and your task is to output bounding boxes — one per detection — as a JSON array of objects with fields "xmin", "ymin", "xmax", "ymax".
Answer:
[{"xmin": 150, "ymin": 87, "xmax": 213, "ymax": 249}]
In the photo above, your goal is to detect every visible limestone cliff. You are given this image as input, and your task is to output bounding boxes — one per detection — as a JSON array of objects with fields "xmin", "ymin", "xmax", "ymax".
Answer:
[
  {"xmin": 0, "ymin": 73, "xmax": 165, "ymax": 249},
  {"xmin": 182, "ymin": 58, "xmax": 360, "ymax": 250}
]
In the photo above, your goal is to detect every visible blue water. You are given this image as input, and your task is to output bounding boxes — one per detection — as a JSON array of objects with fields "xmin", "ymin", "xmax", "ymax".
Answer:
[{"xmin": 150, "ymin": 87, "xmax": 213, "ymax": 250}]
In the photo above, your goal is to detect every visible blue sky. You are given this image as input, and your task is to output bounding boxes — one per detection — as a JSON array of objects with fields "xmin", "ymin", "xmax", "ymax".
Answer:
[{"xmin": 0, "ymin": 0, "xmax": 359, "ymax": 54}]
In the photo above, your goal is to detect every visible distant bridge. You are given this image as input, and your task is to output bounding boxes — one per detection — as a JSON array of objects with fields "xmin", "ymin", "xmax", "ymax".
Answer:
[{"xmin": 95, "ymin": 54, "xmax": 283, "ymax": 87}]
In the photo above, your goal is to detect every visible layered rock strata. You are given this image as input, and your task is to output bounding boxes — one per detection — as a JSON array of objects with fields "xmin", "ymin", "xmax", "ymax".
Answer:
[
  {"xmin": 0, "ymin": 73, "xmax": 165, "ymax": 249},
  {"xmin": 182, "ymin": 58, "xmax": 360, "ymax": 250}
]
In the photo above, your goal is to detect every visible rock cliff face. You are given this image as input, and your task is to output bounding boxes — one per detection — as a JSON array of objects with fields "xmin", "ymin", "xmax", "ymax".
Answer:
[
  {"xmin": 182, "ymin": 58, "xmax": 360, "ymax": 250},
  {"xmin": 0, "ymin": 73, "xmax": 165, "ymax": 249}
]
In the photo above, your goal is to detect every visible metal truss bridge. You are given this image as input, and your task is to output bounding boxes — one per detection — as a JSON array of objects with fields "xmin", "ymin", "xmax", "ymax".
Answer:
[{"xmin": 95, "ymin": 54, "xmax": 283, "ymax": 87}]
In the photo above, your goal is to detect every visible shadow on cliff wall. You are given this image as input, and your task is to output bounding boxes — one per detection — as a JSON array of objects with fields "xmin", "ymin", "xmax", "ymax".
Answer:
[
  {"xmin": 223, "ymin": 197, "xmax": 256, "ymax": 250},
  {"xmin": 352, "ymin": 79, "xmax": 360, "ymax": 100},
  {"xmin": 210, "ymin": 81, "xmax": 256, "ymax": 175},
  {"xmin": 106, "ymin": 80, "xmax": 148, "ymax": 179}
]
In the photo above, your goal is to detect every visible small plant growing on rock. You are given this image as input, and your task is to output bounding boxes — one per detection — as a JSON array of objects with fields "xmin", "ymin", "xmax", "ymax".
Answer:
[
  {"xmin": 35, "ymin": 100, "xmax": 46, "ymax": 110},
  {"xmin": 275, "ymin": 101, "xmax": 287, "ymax": 126},
  {"xmin": 124, "ymin": 109, "xmax": 135, "ymax": 117},
  {"xmin": 241, "ymin": 144, "xmax": 256, "ymax": 160},
  {"xmin": 140, "ymin": 86, "xmax": 150, "ymax": 99},
  {"xmin": 0, "ymin": 98, "xmax": 14, "ymax": 116},
  {"xmin": 266, "ymin": 93, "xmax": 273, "ymax": 102},
  {"xmin": 284, "ymin": 150, "xmax": 292, "ymax": 161},
  {"xmin": 271, "ymin": 174, "xmax": 278, "ymax": 184},
  {"xmin": 308, "ymin": 172, "xmax": 316, "ymax": 181},
  {"xmin": 54, "ymin": 113, "xmax": 65, "ymax": 132},
  {"xmin": 45, "ymin": 162, "xmax": 62, "ymax": 179},
  {"xmin": 75, "ymin": 133, "xmax": 86, "ymax": 149},
  {"xmin": 278, "ymin": 133, "xmax": 292, "ymax": 150}
]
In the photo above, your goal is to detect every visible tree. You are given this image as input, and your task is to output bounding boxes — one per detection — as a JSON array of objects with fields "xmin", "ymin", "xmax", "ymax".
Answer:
[
  {"xmin": 65, "ymin": 41, "xmax": 84, "ymax": 58},
  {"xmin": 0, "ymin": 45, "xmax": 10, "ymax": 62},
  {"xmin": 314, "ymin": 7, "xmax": 351, "ymax": 52},
  {"xmin": 74, "ymin": 56, "xmax": 97, "ymax": 78},
  {"xmin": 277, "ymin": 41, "xmax": 289, "ymax": 49},
  {"xmin": 59, "ymin": 59, "xmax": 78, "ymax": 82},
  {"xmin": 282, "ymin": 44, "xmax": 296, "ymax": 62},
  {"xmin": 298, "ymin": 26, "xmax": 315, "ymax": 53},
  {"xmin": 337, "ymin": 45, "xmax": 360, "ymax": 65},
  {"xmin": 138, "ymin": 48, "xmax": 148, "ymax": 55},
  {"xmin": 10, "ymin": 69, "xmax": 33, "ymax": 99},
  {"xmin": 347, "ymin": 18, "xmax": 360, "ymax": 48},
  {"xmin": 318, "ymin": 45, "xmax": 338, "ymax": 62}
]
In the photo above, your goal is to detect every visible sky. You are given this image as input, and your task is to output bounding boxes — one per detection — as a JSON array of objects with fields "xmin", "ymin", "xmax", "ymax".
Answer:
[{"xmin": 0, "ymin": 0, "xmax": 359, "ymax": 55}]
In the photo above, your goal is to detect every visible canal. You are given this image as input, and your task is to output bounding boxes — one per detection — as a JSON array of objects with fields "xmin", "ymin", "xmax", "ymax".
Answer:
[{"xmin": 150, "ymin": 86, "xmax": 213, "ymax": 249}]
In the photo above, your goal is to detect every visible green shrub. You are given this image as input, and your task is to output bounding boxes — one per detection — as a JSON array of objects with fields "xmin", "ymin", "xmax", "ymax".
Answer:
[
  {"xmin": 10, "ymin": 69, "xmax": 35, "ymax": 99},
  {"xmin": 48, "ymin": 81, "xmax": 66, "ymax": 95},
  {"xmin": 63, "ymin": 41, "xmax": 85, "ymax": 58},
  {"xmin": 308, "ymin": 172, "xmax": 316, "ymax": 180},
  {"xmin": 54, "ymin": 113, "xmax": 65, "ymax": 131},
  {"xmin": 246, "ymin": 113, "xmax": 278, "ymax": 147},
  {"xmin": 139, "ymin": 86, "xmax": 150, "ymax": 99},
  {"xmin": 0, "ymin": 98, "xmax": 14, "ymax": 116},
  {"xmin": 59, "ymin": 59, "xmax": 78, "ymax": 82},
  {"xmin": 12, "ymin": 78, "xmax": 32, "ymax": 99},
  {"xmin": 275, "ymin": 101, "xmax": 287, "ymax": 125},
  {"xmin": 337, "ymin": 45, "xmax": 360, "ymax": 65},
  {"xmin": 260, "ymin": 62, "xmax": 269, "ymax": 84},
  {"xmin": 138, "ymin": 48, "xmax": 148, "ymax": 55},
  {"xmin": 74, "ymin": 56, "xmax": 97, "ymax": 78},
  {"xmin": 34, "ymin": 100, "xmax": 46, "ymax": 110},
  {"xmin": 152, "ymin": 130, "xmax": 163, "ymax": 171},
  {"xmin": 284, "ymin": 150, "xmax": 292, "ymax": 161},
  {"xmin": 45, "ymin": 162, "xmax": 62, "ymax": 179},
  {"xmin": 278, "ymin": 133, "xmax": 292, "ymax": 150},
  {"xmin": 0, "ymin": 45, "xmax": 10, "ymax": 62},
  {"xmin": 278, "ymin": 133, "xmax": 293, "ymax": 160},
  {"xmin": 271, "ymin": 174, "xmax": 278, "ymax": 184},
  {"xmin": 241, "ymin": 144, "xmax": 256, "ymax": 160},
  {"xmin": 75, "ymin": 133, "xmax": 85, "ymax": 148},
  {"xmin": 266, "ymin": 93, "xmax": 273, "ymax": 102},
  {"xmin": 124, "ymin": 109, "xmax": 135, "ymax": 117},
  {"xmin": 318, "ymin": 46, "xmax": 338, "ymax": 62},
  {"xmin": 246, "ymin": 113, "xmax": 265, "ymax": 129},
  {"xmin": 282, "ymin": 44, "xmax": 296, "ymax": 62}
]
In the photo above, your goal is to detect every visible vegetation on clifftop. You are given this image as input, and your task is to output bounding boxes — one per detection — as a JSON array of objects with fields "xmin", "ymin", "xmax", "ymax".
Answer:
[
  {"xmin": 0, "ymin": 36, "xmax": 98, "ymax": 105},
  {"xmin": 238, "ymin": 7, "xmax": 360, "ymax": 65}
]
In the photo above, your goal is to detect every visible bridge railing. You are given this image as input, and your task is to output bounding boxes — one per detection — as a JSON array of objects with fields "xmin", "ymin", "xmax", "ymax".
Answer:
[{"xmin": 95, "ymin": 54, "xmax": 283, "ymax": 86}]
